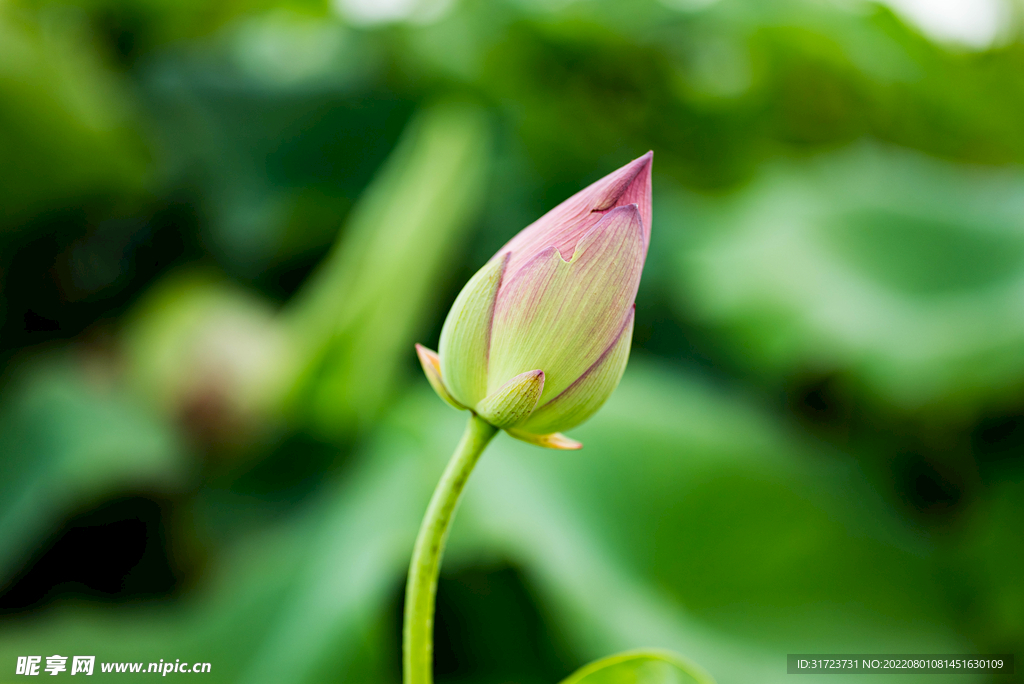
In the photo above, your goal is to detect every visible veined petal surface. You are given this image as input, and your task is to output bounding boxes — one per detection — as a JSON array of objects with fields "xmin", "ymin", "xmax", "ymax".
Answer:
[
  {"xmin": 488, "ymin": 204, "xmax": 644, "ymax": 405},
  {"xmin": 520, "ymin": 307, "xmax": 633, "ymax": 434}
]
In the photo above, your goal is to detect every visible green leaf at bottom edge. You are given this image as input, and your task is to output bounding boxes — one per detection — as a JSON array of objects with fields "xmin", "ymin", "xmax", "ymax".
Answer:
[{"xmin": 560, "ymin": 649, "xmax": 716, "ymax": 684}]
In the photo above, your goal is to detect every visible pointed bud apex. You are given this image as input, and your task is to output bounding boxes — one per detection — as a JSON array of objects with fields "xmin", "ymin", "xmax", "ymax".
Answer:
[
  {"xmin": 475, "ymin": 369, "xmax": 545, "ymax": 428},
  {"xmin": 499, "ymin": 150, "xmax": 652, "ymax": 282},
  {"xmin": 423, "ymin": 153, "xmax": 653, "ymax": 447}
]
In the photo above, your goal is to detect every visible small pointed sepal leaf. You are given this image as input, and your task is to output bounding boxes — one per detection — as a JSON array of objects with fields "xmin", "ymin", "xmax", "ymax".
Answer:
[
  {"xmin": 520, "ymin": 308, "xmax": 634, "ymax": 435},
  {"xmin": 475, "ymin": 369, "xmax": 544, "ymax": 428},
  {"xmin": 439, "ymin": 253, "xmax": 508, "ymax": 407},
  {"xmin": 415, "ymin": 344, "xmax": 464, "ymax": 410},
  {"xmin": 559, "ymin": 649, "xmax": 716, "ymax": 684},
  {"xmin": 505, "ymin": 428, "xmax": 582, "ymax": 450}
]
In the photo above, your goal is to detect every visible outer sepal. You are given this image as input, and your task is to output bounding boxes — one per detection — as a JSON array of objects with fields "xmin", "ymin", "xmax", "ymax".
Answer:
[
  {"xmin": 505, "ymin": 428, "xmax": 583, "ymax": 450},
  {"xmin": 415, "ymin": 344, "xmax": 464, "ymax": 410},
  {"xmin": 475, "ymin": 369, "xmax": 544, "ymax": 428}
]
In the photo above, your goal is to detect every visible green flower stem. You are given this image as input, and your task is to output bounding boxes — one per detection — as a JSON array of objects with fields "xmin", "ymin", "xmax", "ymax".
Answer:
[{"xmin": 404, "ymin": 414, "xmax": 498, "ymax": 684}]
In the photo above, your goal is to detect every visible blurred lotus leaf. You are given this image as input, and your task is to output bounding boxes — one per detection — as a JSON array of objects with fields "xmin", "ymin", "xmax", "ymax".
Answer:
[
  {"xmin": 560, "ymin": 650, "xmax": 714, "ymax": 684},
  {"xmin": 286, "ymin": 99, "xmax": 492, "ymax": 437},
  {"xmin": 675, "ymin": 144, "xmax": 1024, "ymax": 416},
  {"xmin": 0, "ymin": 359, "xmax": 985, "ymax": 683},
  {"xmin": 0, "ymin": 355, "xmax": 184, "ymax": 585}
]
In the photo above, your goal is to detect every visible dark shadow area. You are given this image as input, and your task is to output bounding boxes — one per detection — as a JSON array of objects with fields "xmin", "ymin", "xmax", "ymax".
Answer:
[
  {"xmin": 972, "ymin": 410, "xmax": 1024, "ymax": 480},
  {"xmin": 0, "ymin": 198, "xmax": 204, "ymax": 355},
  {"xmin": 224, "ymin": 431, "xmax": 355, "ymax": 505},
  {"xmin": 0, "ymin": 496, "xmax": 181, "ymax": 613},
  {"xmin": 892, "ymin": 453, "xmax": 967, "ymax": 522}
]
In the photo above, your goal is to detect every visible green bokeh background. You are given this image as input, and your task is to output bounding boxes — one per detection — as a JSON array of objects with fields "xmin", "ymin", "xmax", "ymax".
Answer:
[{"xmin": 0, "ymin": 0, "xmax": 1022, "ymax": 682}]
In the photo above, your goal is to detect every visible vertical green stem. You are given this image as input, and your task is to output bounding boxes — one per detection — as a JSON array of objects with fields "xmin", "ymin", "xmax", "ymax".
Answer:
[{"xmin": 404, "ymin": 414, "xmax": 498, "ymax": 684}]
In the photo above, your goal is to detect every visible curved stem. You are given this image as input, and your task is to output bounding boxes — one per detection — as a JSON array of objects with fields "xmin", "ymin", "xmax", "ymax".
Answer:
[{"xmin": 404, "ymin": 414, "xmax": 498, "ymax": 684}]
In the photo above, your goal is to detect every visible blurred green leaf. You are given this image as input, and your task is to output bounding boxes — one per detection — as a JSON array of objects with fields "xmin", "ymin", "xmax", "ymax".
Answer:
[
  {"xmin": 285, "ymin": 98, "xmax": 492, "ymax": 436},
  {"xmin": 17, "ymin": 0, "xmax": 298, "ymax": 49},
  {"xmin": 957, "ymin": 479, "xmax": 1024, "ymax": 658},
  {"xmin": 561, "ymin": 650, "xmax": 714, "ymax": 684},
  {"xmin": 0, "ymin": 356, "xmax": 184, "ymax": 582},
  {"xmin": 0, "ymin": 5, "xmax": 149, "ymax": 230},
  {"xmin": 0, "ymin": 395, "xmax": 433, "ymax": 683}
]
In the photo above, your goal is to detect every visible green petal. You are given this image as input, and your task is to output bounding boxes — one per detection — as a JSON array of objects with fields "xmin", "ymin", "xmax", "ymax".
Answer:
[
  {"xmin": 414, "ymin": 344, "xmax": 464, "ymax": 410},
  {"xmin": 488, "ymin": 205, "xmax": 643, "ymax": 405},
  {"xmin": 504, "ymin": 428, "xmax": 583, "ymax": 450},
  {"xmin": 475, "ymin": 369, "xmax": 544, "ymax": 428},
  {"xmin": 438, "ymin": 253, "xmax": 508, "ymax": 406},
  {"xmin": 519, "ymin": 307, "xmax": 633, "ymax": 434}
]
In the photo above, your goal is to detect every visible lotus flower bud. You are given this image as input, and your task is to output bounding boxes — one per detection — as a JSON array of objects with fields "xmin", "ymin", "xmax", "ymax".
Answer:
[{"xmin": 416, "ymin": 152, "xmax": 652, "ymax": 449}]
